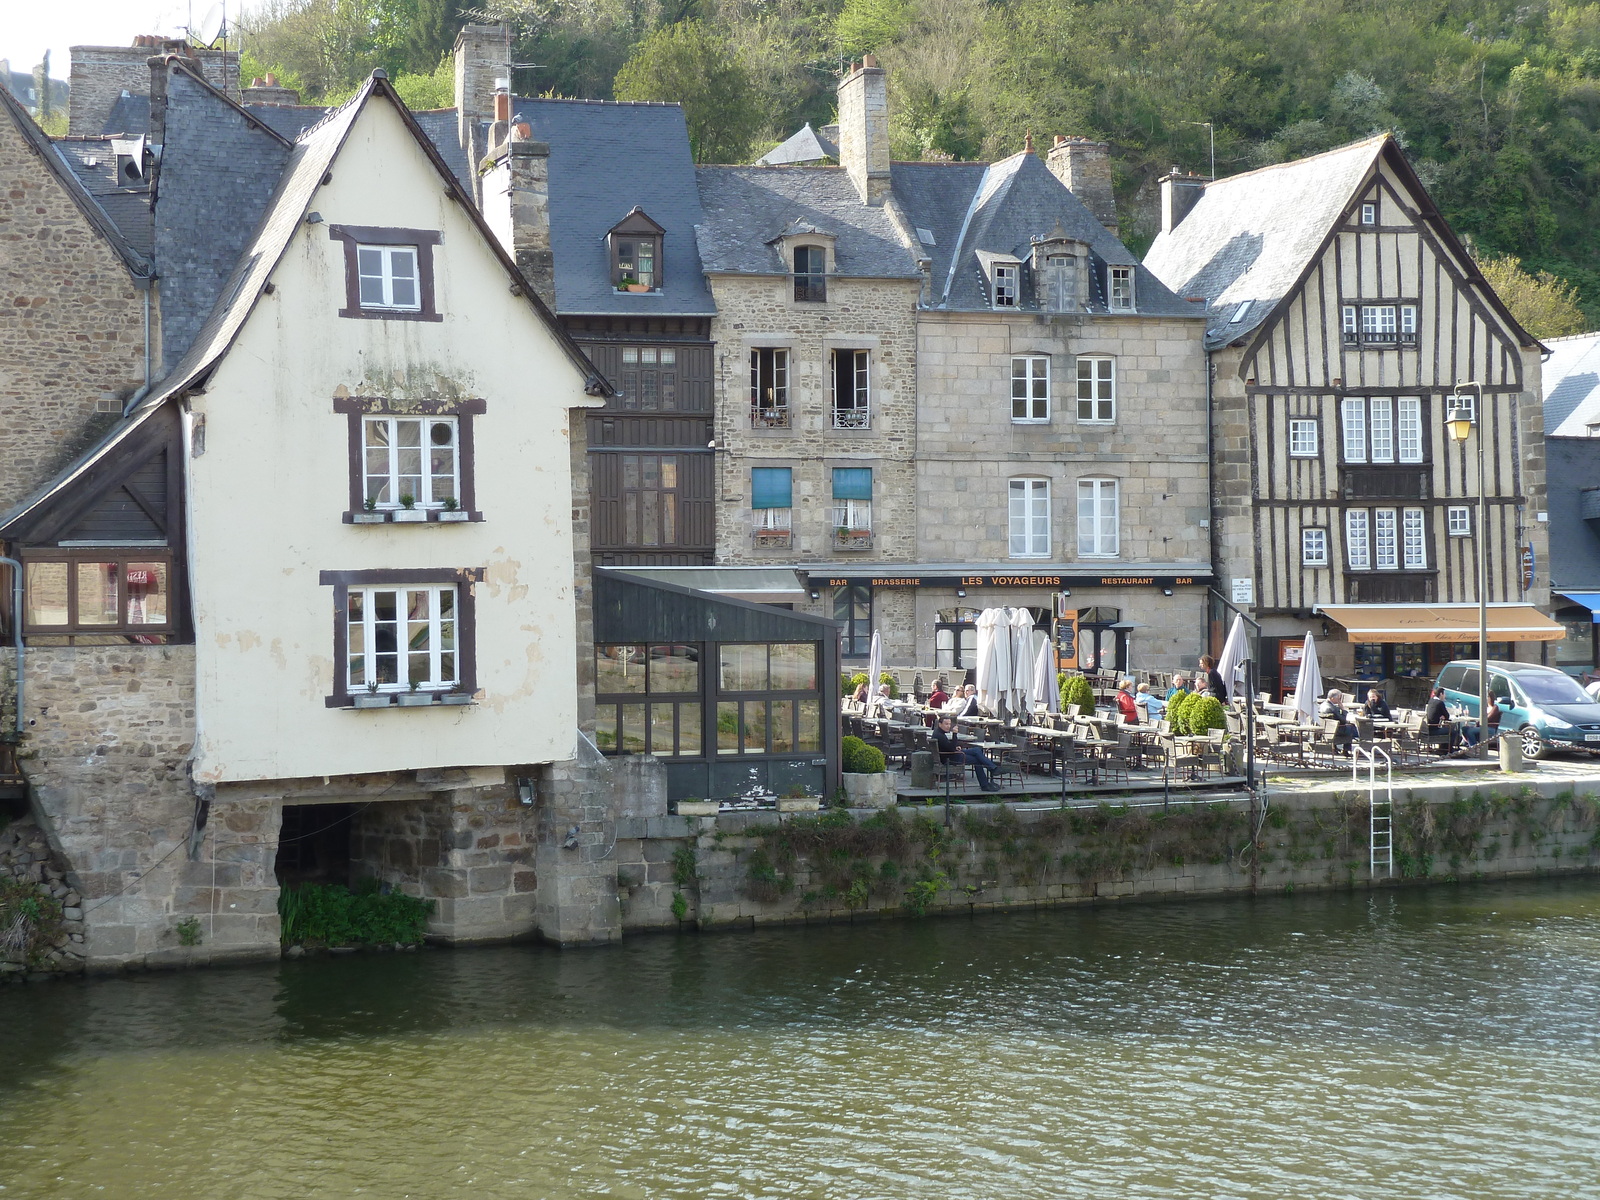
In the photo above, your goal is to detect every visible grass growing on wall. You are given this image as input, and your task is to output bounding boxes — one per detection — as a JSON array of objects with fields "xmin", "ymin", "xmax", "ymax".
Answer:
[
  {"xmin": 278, "ymin": 878, "xmax": 435, "ymax": 947},
  {"xmin": 0, "ymin": 877, "xmax": 63, "ymax": 968}
]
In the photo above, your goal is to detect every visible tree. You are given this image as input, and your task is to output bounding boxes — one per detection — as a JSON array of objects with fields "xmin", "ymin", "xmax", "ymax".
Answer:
[
  {"xmin": 835, "ymin": 0, "xmax": 913, "ymax": 58},
  {"xmin": 613, "ymin": 21, "xmax": 764, "ymax": 162},
  {"xmin": 1478, "ymin": 254, "xmax": 1590, "ymax": 339}
]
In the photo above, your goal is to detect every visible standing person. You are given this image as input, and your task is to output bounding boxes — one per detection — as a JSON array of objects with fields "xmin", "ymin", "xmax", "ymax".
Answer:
[
  {"xmin": 1115, "ymin": 678, "xmax": 1139, "ymax": 723},
  {"xmin": 932, "ymin": 715, "xmax": 997, "ymax": 791},
  {"xmin": 1166, "ymin": 674, "xmax": 1189, "ymax": 702},
  {"xmin": 1200, "ymin": 655, "xmax": 1227, "ymax": 699}
]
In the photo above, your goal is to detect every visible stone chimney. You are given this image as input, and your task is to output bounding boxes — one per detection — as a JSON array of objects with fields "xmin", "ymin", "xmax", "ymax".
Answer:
[
  {"xmin": 241, "ymin": 74, "xmax": 300, "ymax": 106},
  {"xmin": 70, "ymin": 37, "xmax": 238, "ymax": 134},
  {"xmin": 837, "ymin": 55, "xmax": 890, "ymax": 206},
  {"xmin": 484, "ymin": 123, "xmax": 554, "ymax": 307},
  {"xmin": 454, "ymin": 24, "xmax": 510, "ymax": 151},
  {"xmin": 1160, "ymin": 167, "xmax": 1207, "ymax": 234},
  {"xmin": 1046, "ymin": 135, "xmax": 1118, "ymax": 237}
]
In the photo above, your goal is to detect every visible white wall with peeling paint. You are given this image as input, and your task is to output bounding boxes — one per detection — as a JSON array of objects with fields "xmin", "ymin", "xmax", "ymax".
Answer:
[{"xmin": 187, "ymin": 96, "xmax": 597, "ymax": 782}]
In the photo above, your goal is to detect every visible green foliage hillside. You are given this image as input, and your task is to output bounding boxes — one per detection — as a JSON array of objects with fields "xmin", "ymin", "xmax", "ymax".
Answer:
[{"xmin": 240, "ymin": 0, "xmax": 1600, "ymax": 320}]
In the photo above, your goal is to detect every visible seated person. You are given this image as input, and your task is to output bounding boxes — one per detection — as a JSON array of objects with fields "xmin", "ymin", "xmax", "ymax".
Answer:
[
  {"xmin": 1361, "ymin": 689, "xmax": 1393, "ymax": 721},
  {"xmin": 927, "ymin": 680, "xmax": 950, "ymax": 710},
  {"xmin": 850, "ymin": 680, "xmax": 869, "ymax": 706},
  {"xmin": 1319, "ymin": 689, "xmax": 1358, "ymax": 752},
  {"xmin": 1115, "ymin": 678, "xmax": 1140, "ymax": 723},
  {"xmin": 1166, "ymin": 674, "xmax": 1189, "ymax": 701},
  {"xmin": 1463, "ymin": 696, "xmax": 1504, "ymax": 747},
  {"xmin": 932, "ymin": 715, "xmax": 998, "ymax": 791},
  {"xmin": 950, "ymin": 685, "xmax": 981, "ymax": 718},
  {"xmin": 1424, "ymin": 686, "xmax": 1450, "ymax": 730},
  {"xmin": 1137, "ymin": 682, "xmax": 1166, "ymax": 719}
]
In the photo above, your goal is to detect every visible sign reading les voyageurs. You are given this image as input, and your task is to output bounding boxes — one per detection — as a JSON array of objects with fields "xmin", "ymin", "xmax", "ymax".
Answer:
[{"xmin": 823, "ymin": 574, "xmax": 1198, "ymax": 588}]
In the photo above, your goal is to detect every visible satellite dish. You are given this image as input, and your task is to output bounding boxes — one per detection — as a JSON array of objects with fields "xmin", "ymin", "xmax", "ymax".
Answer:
[{"xmin": 197, "ymin": 3, "xmax": 227, "ymax": 49}]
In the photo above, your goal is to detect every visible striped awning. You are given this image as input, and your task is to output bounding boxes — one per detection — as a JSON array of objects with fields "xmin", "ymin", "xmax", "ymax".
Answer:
[{"xmin": 1317, "ymin": 604, "xmax": 1566, "ymax": 643}]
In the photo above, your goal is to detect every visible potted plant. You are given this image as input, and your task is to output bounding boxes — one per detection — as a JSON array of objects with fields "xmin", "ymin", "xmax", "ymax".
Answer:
[
  {"xmin": 776, "ymin": 785, "xmax": 821, "ymax": 813},
  {"xmin": 393, "ymin": 493, "xmax": 426, "ymax": 523},
  {"xmin": 353, "ymin": 496, "xmax": 386, "ymax": 524},
  {"xmin": 440, "ymin": 687, "xmax": 474, "ymax": 705},
  {"xmin": 397, "ymin": 681, "xmax": 434, "ymax": 706},
  {"xmin": 353, "ymin": 681, "xmax": 391, "ymax": 709},
  {"xmin": 840, "ymin": 735, "xmax": 894, "ymax": 809},
  {"xmin": 438, "ymin": 495, "xmax": 469, "ymax": 523},
  {"xmin": 675, "ymin": 797, "xmax": 719, "ymax": 817},
  {"xmin": 619, "ymin": 274, "xmax": 650, "ymax": 294}
]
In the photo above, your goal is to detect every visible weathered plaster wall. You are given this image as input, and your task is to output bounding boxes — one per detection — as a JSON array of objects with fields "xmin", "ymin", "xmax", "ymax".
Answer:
[
  {"xmin": 616, "ymin": 782, "xmax": 1600, "ymax": 931},
  {"xmin": 0, "ymin": 108, "xmax": 145, "ymax": 510},
  {"xmin": 708, "ymin": 273, "xmax": 920, "ymax": 565}
]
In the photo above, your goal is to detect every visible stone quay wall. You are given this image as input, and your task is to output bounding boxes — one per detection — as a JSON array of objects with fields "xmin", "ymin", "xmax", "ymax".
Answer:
[
  {"xmin": 0, "ymin": 817, "xmax": 87, "ymax": 979},
  {"xmin": 615, "ymin": 778, "xmax": 1600, "ymax": 932}
]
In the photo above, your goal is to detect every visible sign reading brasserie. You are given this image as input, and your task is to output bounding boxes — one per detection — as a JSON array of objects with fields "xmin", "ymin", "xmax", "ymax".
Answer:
[{"xmin": 821, "ymin": 573, "xmax": 1199, "ymax": 589}]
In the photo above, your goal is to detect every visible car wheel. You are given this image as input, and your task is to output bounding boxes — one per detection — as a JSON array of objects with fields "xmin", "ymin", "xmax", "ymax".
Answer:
[{"xmin": 1521, "ymin": 726, "xmax": 1549, "ymax": 760}]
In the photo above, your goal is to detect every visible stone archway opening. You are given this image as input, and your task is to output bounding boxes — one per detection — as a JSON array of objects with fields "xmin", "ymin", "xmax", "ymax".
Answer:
[{"xmin": 273, "ymin": 802, "xmax": 360, "ymax": 890}]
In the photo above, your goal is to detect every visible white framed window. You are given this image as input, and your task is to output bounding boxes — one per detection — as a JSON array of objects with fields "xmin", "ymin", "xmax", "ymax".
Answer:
[
  {"xmin": 1362, "ymin": 305, "xmax": 1397, "ymax": 338},
  {"xmin": 1345, "ymin": 302, "xmax": 1419, "ymax": 344},
  {"xmin": 1374, "ymin": 508, "xmax": 1398, "ymax": 569},
  {"xmin": 1289, "ymin": 419, "xmax": 1319, "ymax": 458},
  {"xmin": 1008, "ymin": 478, "xmax": 1051, "ymax": 558},
  {"xmin": 1077, "ymin": 356, "xmax": 1115, "ymax": 422},
  {"xmin": 1360, "ymin": 202, "xmax": 1377, "ymax": 225},
  {"xmin": 831, "ymin": 467, "xmax": 873, "ymax": 534},
  {"xmin": 346, "ymin": 585, "xmax": 458, "ymax": 692},
  {"xmin": 1369, "ymin": 397, "xmax": 1394, "ymax": 463},
  {"xmin": 1077, "ymin": 477, "xmax": 1119, "ymax": 558},
  {"xmin": 1400, "ymin": 305, "xmax": 1418, "ymax": 336},
  {"xmin": 992, "ymin": 263, "xmax": 1019, "ymax": 308},
  {"xmin": 1108, "ymin": 266, "xmax": 1135, "ymax": 311},
  {"xmin": 750, "ymin": 347, "xmax": 790, "ymax": 426},
  {"xmin": 362, "ymin": 416, "xmax": 459, "ymax": 509},
  {"xmin": 831, "ymin": 349, "xmax": 870, "ymax": 429},
  {"xmin": 1346, "ymin": 509, "xmax": 1370, "ymax": 569},
  {"xmin": 1012, "ymin": 356, "xmax": 1050, "ymax": 421},
  {"xmin": 1397, "ymin": 397, "xmax": 1423, "ymax": 463},
  {"xmin": 1402, "ymin": 507, "xmax": 1427, "ymax": 569},
  {"xmin": 755, "ymin": 507, "xmax": 791, "ymax": 530},
  {"xmin": 752, "ymin": 467, "xmax": 793, "ymax": 533},
  {"xmin": 1043, "ymin": 255, "xmax": 1076, "ymax": 312},
  {"xmin": 1448, "ymin": 391, "xmax": 1477, "ymax": 423},
  {"xmin": 1342, "ymin": 305, "xmax": 1357, "ymax": 338},
  {"xmin": 1448, "ymin": 506, "xmax": 1471, "ymax": 536},
  {"xmin": 356, "ymin": 244, "xmax": 421, "ymax": 311},
  {"xmin": 1341, "ymin": 398, "xmax": 1367, "ymax": 463},
  {"xmin": 1302, "ymin": 527, "xmax": 1329, "ymax": 567}
]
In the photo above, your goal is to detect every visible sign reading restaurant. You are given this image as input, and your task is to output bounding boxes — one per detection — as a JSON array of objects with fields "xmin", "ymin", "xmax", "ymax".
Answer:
[{"xmin": 818, "ymin": 573, "xmax": 1203, "ymax": 589}]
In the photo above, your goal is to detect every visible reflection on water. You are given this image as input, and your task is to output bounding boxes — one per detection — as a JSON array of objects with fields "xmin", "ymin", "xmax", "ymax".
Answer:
[{"xmin": 2, "ymin": 882, "xmax": 1600, "ymax": 1199}]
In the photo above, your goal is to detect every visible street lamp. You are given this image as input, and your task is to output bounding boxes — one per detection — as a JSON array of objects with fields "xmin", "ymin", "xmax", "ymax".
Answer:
[{"xmin": 1446, "ymin": 382, "xmax": 1488, "ymax": 758}]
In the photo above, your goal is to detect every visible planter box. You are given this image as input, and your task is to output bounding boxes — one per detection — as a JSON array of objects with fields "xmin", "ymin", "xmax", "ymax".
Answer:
[
  {"xmin": 396, "ymin": 692, "xmax": 434, "ymax": 706},
  {"xmin": 832, "ymin": 532, "xmax": 873, "ymax": 551},
  {"xmin": 753, "ymin": 531, "xmax": 791, "ymax": 550},
  {"xmin": 439, "ymin": 693, "xmax": 474, "ymax": 705},
  {"xmin": 391, "ymin": 509, "xmax": 427, "ymax": 523},
  {"xmin": 842, "ymin": 772, "xmax": 896, "ymax": 809},
  {"xmin": 776, "ymin": 797, "xmax": 822, "ymax": 813},
  {"xmin": 351, "ymin": 511, "xmax": 387, "ymax": 524},
  {"xmin": 437, "ymin": 510, "xmax": 470, "ymax": 522},
  {"xmin": 675, "ymin": 800, "xmax": 719, "ymax": 817},
  {"xmin": 352, "ymin": 693, "xmax": 392, "ymax": 709}
]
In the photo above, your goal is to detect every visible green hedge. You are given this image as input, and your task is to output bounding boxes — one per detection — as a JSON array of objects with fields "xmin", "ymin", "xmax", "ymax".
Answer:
[
  {"xmin": 278, "ymin": 878, "xmax": 435, "ymax": 947},
  {"xmin": 1187, "ymin": 695, "xmax": 1228, "ymax": 735},
  {"xmin": 841, "ymin": 671, "xmax": 870, "ymax": 698},
  {"xmin": 1060, "ymin": 674, "xmax": 1096, "ymax": 713},
  {"xmin": 841, "ymin": 735, "xmax": 887, "ymax": 774},
  {"xmin": 878, "ymin": 672, "xmax": 899, "ymax": 699},
  {"xmin": 1166, "ymin": 689, "xmax": 1191, "ymax": 732}
]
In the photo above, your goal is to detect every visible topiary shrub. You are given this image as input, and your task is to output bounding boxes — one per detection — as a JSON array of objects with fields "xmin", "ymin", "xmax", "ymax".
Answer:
[
  {"xmin": 1060, "ymin": 673, "xmax": 1096, "ymax": 713},
  {"xmin": 841, "ymin": 671, "xmax": 869, "ymax": 698},
  {"xmin": 1166, "ymin": 689, "xmax": 1191, "ymax": 732},
  {"xmin": 878, "ymin": 672, "xmax": 899, "ymax": 698},
  {"xmin": 1187, "ymin": 695, "xmax": 1228, "ymax": 736},
  {"xmin": 841, "ymin": 735, "xmax": 887, "ymax": 774}
]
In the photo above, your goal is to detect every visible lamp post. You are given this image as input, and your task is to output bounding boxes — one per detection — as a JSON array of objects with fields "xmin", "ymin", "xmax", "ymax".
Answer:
[{"xmin": 1446, "ymin": 382, "xmax": 1488, "ymax": 759}]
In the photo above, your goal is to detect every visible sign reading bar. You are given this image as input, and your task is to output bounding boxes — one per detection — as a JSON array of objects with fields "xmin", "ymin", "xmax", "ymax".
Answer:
[{"xmin": 822, "ymin": 573, "xmax": 1200, "ymax": 589}]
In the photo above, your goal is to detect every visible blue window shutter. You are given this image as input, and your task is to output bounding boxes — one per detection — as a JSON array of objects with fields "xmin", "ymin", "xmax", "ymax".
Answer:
[
  {"xmin": 751, "ymin": 467, "xmax": 792, "ymax": 509},
  {"xmin": 831, "ymin": 467, "xmax": 872, "ymax": 500}
]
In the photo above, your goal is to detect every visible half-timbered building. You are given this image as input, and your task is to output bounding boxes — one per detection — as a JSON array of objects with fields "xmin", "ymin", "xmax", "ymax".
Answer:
[{"xmin": 1146, "ymin": 135, "xmax": 1560, "ymax": 700}]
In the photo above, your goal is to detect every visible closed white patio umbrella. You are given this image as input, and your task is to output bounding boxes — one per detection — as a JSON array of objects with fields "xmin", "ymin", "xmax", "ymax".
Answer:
[
  {"xmin": 1217, "ymin": 613, "xmax": 1250, "ymax": 702},
  {"xmin": 975, "ymin": 608, "xmax": 1011, "ymax": 715},
  {"xmin": 1009, "ymin": 608, "xmax": 1035, "ymax": 715},
  {"xmin": 1290, "ymin": 633, "xmax": 1322, "ymax": 725},
  {"xmin": 1032, "ymin": 639, "xmax": 1059, "ymax": 714},
  {"xmin": 865, "ymin": 629, "xmax": 884, "ymax": 715}
]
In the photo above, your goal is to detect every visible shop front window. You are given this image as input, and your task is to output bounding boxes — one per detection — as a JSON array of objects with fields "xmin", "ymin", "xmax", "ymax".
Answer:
[
  {"xmin": 715, "ymin": 642, "xmax": 821, "ymax": 756},
  {"xmin": 595, "ymin": 642, "xmax": 704, "ymax": 757}
]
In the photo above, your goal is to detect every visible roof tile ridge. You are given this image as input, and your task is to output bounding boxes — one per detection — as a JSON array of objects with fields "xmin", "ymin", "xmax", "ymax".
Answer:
[
  {"xmin": 157, "ymin": 53, "xmax": 294, "ymax": 148},
  {"xmin": 1202, "ymin": 132, "xmax": 1390, "ymax": 190}
]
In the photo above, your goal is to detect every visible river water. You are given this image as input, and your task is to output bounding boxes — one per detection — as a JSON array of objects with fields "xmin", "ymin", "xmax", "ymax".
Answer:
[{"xmin": 2, "ymin": 881, "xmax": 1599, "ymax": 1199}]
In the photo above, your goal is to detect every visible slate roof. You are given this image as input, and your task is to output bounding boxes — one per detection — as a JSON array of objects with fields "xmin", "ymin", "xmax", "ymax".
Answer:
[
  {"xmin": 510, "ymin": 96, "xmax": 716, "ymax": 316},
  {"xmin": 757, "ymin": 122, "xmax": 838, "ymax": 166},
  {"xmin": 52, "ymin": 135, "xmax": 155, "ymax": 258},
  {"xmin": 0, "ymin": 84, "xmax": 150, "ymax": 277},
  {"xmin": 694, "ymin": 166, "xmax": 921, "ymax": 278},
  {"xmin": 1542, "ymin": 332, "xmax": 1600, "ymax": 436},
  {"xmin": 1544, "ymin": 436, "xmax": 1600, "ymax": 592},
  {"xmin": 891, "ymin": 153, "xmax": 1198, "ymax": 315}
]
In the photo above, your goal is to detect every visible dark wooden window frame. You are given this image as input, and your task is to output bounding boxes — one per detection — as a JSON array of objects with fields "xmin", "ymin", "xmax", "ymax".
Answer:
[
  {"xmin": 1340, "ymin": 298, "xmax": 1419, "ymax": 347},
  {"xmin": 793, "ymin": 244, "xmax": 828, "ymax": 303},
  {"xmin": 835, "ymin": 584, "xmax": 872, "ymax": 658},
  {"xmin": 594, "ymin": 642, "xmax": 707, "ymax": 757},
  {"xmin": 334, "ymin": 395, "xmax": 485, "ymax": 522},
  {"xmin": 608, "ymin": 209, "xmax": 666, "ymax": 293},
  {"xmin": 319, "ymin": 567, "xmax": 482, "ymax": 707},
  {"xmin": 17, "ymin": 548, "xmax": 177, "ymax": 639},
  {"xmin": 328, "ymin": 224, "xmax": 443, "ymax": 322}
]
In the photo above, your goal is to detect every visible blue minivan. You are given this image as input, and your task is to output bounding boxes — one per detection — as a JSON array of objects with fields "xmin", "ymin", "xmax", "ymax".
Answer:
[{"xmin": 1435, "ymin": 660, "xmax": 1600, "ymax": 759}]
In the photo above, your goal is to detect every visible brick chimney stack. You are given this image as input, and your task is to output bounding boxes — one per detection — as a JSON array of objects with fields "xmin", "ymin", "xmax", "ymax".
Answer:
[
  {"xmin": 241, "ymin": 73, "xmax": 300, "ymax": 105},
  {"xmin": 454, "ymin": 23, "xmax": 511, "ymax": 199},
  {"xmin": 70, "ymin": 36, "xmax": 238, "ymax": 134},
  {"xmin": 484, "ymin": 124, "xmax": 554, "ymax": 307},
  {"xmin": 1159, "ymin": 167, "xmax": 1207, "ymax": 234},
  {"xmin": 1046, "ymin": 135, "xmax": 1118, "ymax": 237},
  {"xmin": 837, "ymin": 54, "xmax": 890, "ymax": 206}
]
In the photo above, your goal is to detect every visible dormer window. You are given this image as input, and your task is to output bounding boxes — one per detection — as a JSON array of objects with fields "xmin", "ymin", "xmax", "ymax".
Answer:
[
  {"xmin": 1360, "ymin": 201, "xmax": 1377, "ymax": 225},
  {"xmin": 992, "ymin": 262, "xmax": 1020, "ymax": 308},
  {"xmin": 1033, "ymin": 239, "xmax": 1088, "ymax": 312},
  {"xmin": 609, "ymin": 207, "xmax": 664, "ymax": 293},
  {"xmin": 1108, "ymin": 266, "xmax": 1135, "ymax": 311},
  {"xmin": 794, "ymin": 245, "xmax": 827, "ymax": 302}
]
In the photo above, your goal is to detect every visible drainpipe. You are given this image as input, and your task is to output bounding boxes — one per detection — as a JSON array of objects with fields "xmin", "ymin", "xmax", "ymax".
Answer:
[
  {"xmin": 123, "ymin": 275, "xmax": 155, "ymax": 417},
  {"xmin": 1, "ymin": 556, "xmax": 23, "ymax": 738}
]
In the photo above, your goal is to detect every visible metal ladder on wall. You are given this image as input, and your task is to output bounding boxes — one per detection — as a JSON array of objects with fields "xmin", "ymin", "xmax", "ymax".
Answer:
[{"xmin": 1352, "ymin": 744, "xmax": 1394, "ymax": 879}]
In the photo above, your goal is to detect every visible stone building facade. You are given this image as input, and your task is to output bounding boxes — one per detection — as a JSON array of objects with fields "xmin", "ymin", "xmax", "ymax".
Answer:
[{"xmin": 68, "ymin": 39, "xmax": 238, "ymax": 135}]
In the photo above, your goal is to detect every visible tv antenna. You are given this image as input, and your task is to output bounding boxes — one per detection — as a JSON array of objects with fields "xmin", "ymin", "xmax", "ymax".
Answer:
[
  {"xmin": 1187, "ymin": 120, "xmax": 1216, "ymax": 180},
  {"xmin": 196, "ymin": 4, "xmax": 228, "ymax": 49}
]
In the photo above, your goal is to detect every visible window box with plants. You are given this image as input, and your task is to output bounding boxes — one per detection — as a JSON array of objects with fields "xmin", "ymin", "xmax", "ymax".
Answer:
[
  {"xmin": 396, "ymin": 683, "xmax": 436, "ymax": 707},
  {"xmin": 832, "ymin": 527, "xmax": 873, "ymax": 550},
  {"xmin": 753, "ymin": 530, "xmax": 792, "ymax": 549},
  {"xmin": 617, "ymin": 274, "xmax": 652, "ymax": 294},
  {"xmin": 391, "ymin": 494, "xmax": 426, "ymax": 523},
  {"xmin": 840, "ymin": 735, "xmax": 894, "ymax": 809},
  {"xmin": 353, "ymin": 683, "xmax": 393, "ymax": 709},
  {"xmin": 675, "ymin": 798, "xmax": 720, "ymax": 817}
]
